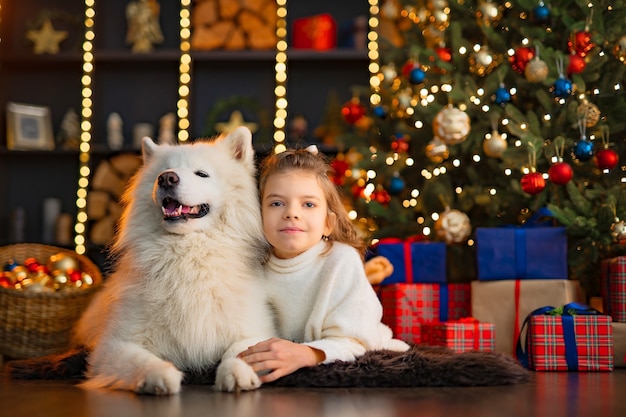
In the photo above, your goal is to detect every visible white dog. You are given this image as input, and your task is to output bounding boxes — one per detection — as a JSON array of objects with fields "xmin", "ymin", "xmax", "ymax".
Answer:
[{"xmin": 73, "ymin": 127, "xmax": 275, "ymax": 394}]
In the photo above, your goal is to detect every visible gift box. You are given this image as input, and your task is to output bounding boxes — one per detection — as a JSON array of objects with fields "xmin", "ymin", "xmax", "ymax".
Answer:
[
  {"xmin": 613, "ymin": 322, "xmax": 626, "ymax": 368},
  {"xmin": 471, "ymin": 279, "xmax": 583, "ymax": 356},
  {"xmin": 421, "ymin": 319, "xmax": 495, "ymax": 353},
  {"xmin": 380, "ymin": 283, "xmax": 471, "ymax": 343},
  {"xmin": 475, "ymin": 227, "xmax": 568, "ymax": 280},
  {"xmin": 518, "ymin": 303, "xmax": 613, "ymax": 371},
  {"xmin": 601, "ymin": 256, "xmax": 626, "ymax": 323},
  {"xmin": 292, "ymin": 14, "xmax": 337, "ymax": 50},
  {"xmin": 374, "ymin": 238, "xmax": 446, "ymax": 285}
]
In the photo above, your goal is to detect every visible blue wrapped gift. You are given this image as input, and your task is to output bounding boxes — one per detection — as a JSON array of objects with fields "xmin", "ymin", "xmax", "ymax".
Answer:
[
  {"xmin": 374, "ymin": 237, "xmax": 447, "ymax": 284},
  {"xmin": 476, "ymin": 227, "xmax": 568, "ymax": 280}
]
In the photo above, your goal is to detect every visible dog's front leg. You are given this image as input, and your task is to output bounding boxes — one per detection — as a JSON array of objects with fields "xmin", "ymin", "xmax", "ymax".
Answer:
[
  {"xmin": 82, "ymin": 339, "xmax": 183, "ymax": 395},
  {"xmin": 215, "ymin": 338, "xmax": 267, "ymax": 392}
]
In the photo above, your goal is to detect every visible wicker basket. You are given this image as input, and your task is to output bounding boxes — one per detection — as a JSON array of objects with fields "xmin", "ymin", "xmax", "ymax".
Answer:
[{"xmin": 0, "ymin": 243, "xmax": 102, "ymax": 359}]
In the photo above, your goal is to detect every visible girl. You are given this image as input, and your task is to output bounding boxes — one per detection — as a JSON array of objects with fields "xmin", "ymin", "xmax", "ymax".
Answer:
[{"xmin": 238, "ymin": 146, "xmax": 409, "ymax": 383}]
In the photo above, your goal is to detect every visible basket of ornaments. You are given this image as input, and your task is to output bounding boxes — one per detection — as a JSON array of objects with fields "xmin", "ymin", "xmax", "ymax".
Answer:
[{"xmin": 0, "ymin": 243, "xmax": 102, "ymax": 359}]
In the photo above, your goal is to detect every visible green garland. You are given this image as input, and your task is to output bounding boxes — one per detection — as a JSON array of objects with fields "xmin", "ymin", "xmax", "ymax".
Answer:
[{"xmin": 202, "ymin": 95, "xmax": 274, "ymax": 153}]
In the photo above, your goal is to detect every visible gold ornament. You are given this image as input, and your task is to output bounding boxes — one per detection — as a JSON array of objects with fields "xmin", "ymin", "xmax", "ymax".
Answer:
[
  {"xmin": 425, "ymin": 137, "xmax": 450, "ymax": 163},
  {"xmin": 483, "ymin": 130, "xmax": 508, "ymax": 158},
  {"xmin": 611, "ymin": 218, "xmax": 626, "ymax": 244},
  {"xmin": 614, "ymin": 35, "xmax": 626, "ymax": 64},
  {"xmin": 524, "ymin": 57, "xmax": 549, "ymax": 83},
  {"xmin": 26, "ymin": 18, "xmax": 68, "ymax": 54},
  {"xmin": 434, "ymin": 207, "xmax": 472, "ymax": 244},
  {"xmin": 433, "ymin": 105, "xmax": 471, "ymax": 145},
  {"xmin": 469, "ymin": 46, "xmax": 498, "ymax": 76},
  {"xmin": 48, "ymin": 253, "xmax": 80, "ymax": 273},
  {"xmin": 476, "ymin": 1, "xmax": 502, "ymax": 26},
  {"xmin": 576, "ymin": 101, "xmax": 600, "ymax": 128}
]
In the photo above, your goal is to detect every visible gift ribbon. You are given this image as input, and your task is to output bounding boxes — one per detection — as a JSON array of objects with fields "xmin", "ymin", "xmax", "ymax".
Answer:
[
  {"xmin": 376, "ymin": 235, "xmax": 426, "ymax": 283},
  {"xmin": 440, "ymin": 284, "xmax": 449, "ymax": 322},
  {"xmin": 516, "ymin": 302, "xmax": 601, "ymax": 370},
  {"xmin": 506, "ymin": 207, "xmax": 556, "ymax": 278}
]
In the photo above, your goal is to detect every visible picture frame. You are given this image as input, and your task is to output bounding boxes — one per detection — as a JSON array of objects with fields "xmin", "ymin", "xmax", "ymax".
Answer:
[{"xmin": 6, "ymin": 102, "xmax": 55, "ymax": 150}]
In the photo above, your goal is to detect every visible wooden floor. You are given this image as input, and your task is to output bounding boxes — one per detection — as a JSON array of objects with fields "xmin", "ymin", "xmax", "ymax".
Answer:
[{"xmin": 1, "ymin": 370, "xmax": 625, "ymax": 417}]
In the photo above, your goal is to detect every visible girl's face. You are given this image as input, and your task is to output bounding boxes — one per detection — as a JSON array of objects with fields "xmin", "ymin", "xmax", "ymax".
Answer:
[{"xmin": 261, "ymin": 171, "xmax": 334, "ymax": 259}]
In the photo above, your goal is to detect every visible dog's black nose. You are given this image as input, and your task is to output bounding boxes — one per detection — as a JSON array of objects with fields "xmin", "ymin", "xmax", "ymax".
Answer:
[{"xmin": 158, "ymin": 171, "xmax": 179, "ymax": 189}]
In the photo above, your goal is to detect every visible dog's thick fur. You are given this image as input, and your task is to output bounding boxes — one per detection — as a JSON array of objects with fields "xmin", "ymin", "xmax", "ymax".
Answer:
[{"xmin": 72, "ymin": 127, "xmax": 275, "ymax": 394}]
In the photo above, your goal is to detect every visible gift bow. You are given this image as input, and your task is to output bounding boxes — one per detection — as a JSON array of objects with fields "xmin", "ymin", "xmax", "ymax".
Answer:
[{"xmin": 516, "ymin": 302, "xmax": 602, "ymax": 370}]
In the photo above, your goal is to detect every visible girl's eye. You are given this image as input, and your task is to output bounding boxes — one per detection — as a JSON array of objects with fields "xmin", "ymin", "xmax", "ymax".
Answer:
[
  {"xmin": 195, "ymin": 170, "xmax": 209, "ymax": 178},
  {"xmin": 270, "ymin": 201, "xmax": 283, "ymax": 207},
  {"xmin": 304, "ymin": 202, "xmax": 315, "ymax": 208}
]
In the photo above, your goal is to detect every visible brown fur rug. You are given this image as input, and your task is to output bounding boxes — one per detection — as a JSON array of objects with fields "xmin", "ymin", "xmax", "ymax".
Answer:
[{"xmin": 5, "ymin": 344, "xmax": 530, "ymax": 388}]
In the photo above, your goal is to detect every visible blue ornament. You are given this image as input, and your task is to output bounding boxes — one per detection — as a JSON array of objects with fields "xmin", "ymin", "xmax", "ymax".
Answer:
[
  {"xmin": 573, "ymin": 139, "xmax": 594, "ymax": 161},
  {"xmin": 533, "ymin": 2, "xmax": 550, "ymax": 21},
  {"xmin": 373, "ymin": 105, "xmax": 387, "ymax": 119},
  {"xmin": 409, "ymin": 67, "xmax": 426, "ymax": 84},
  {"xmin": 389, "ymin": 176, "xmax": 405, "ymax": 194},
  {"xmin": 494, "ymin": 86, "xmax": 512, "ymax": 105},
  {"xmin": 553, "ymin": 77, "xmax": 573, "ymax": 98}
]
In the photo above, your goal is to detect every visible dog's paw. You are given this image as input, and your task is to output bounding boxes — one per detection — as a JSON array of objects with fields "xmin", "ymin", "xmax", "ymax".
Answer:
[
  {"xmin": 215, "ymin": 357, "xmax": 261, "ymax": 392},
  {"xmin": 135, "ymin": 361, "xmax": 184, "ymax": 395}
]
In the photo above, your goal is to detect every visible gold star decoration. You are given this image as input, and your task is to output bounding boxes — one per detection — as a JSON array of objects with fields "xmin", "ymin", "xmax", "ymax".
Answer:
[
  {"xmin": 26, "ymin": 18, "xmax": 68, "ymax": 55},
  {"xmin": 215, "ymin": 110, "xmax": 258, "ymax": 134}
]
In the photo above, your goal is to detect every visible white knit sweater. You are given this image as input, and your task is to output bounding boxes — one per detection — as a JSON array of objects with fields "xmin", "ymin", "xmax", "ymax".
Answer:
[{"xmin": 264, "ymin": 240, "xmax": 409, "ymax": 364}]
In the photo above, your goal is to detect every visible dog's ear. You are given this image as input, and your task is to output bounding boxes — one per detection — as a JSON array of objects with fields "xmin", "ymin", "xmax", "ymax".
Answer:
[
  {"xmin": 141, "ymin": 136, "xmax": 158, "ymax": 162},
  {"xmin": 223, "ymin": 126, "xmax": 254, "ymax": 167}
]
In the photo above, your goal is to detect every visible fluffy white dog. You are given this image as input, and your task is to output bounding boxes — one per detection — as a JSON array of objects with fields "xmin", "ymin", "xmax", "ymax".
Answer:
[{"xmin": 73, "ymin": 126, "xmax": 275, "ymax": 394}]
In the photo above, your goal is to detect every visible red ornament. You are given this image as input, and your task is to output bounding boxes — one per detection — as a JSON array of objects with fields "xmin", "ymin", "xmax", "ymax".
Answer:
[
  {"xmin": 372, "ymin": 189, "xmax": 391, "ymax": 205},
  {"xmin": 548, "ymin": 162, "xmax": 574, "ymax": 185},
  {"xmin": 341, "ymin": 99, "xmax": 366, "ymax": 124},
  {"xmin": 401, "ymin": 60, "xmax": 418, "ymax": 78},
  {"xmin": 509, "ymin": 47, "xmax": 535, "ymax": 73},
  {"xmin": 436, "ymin": 46, "xmax": 452, "ymax": 62},
  {"xmin": 568, "ymin": 31, "xmax": 594, "ymax": 57},
  {"xmin": 595, "ymin": 148, "xmax": 619, "ymax": 170},
  {"xmin": 391, "ymin": 138, "xmax": 409, "ymax": 153},
  {"xmin": 351, "ymin": 183, "xmax": 366, "ymax": 199},
  {"xmin": 520, "ymin": 172, "xmax": 546, "ymax": 194},
  {"xmin": 330, "ymin": 158, "xmax": 349, "ymax": 185},
  {"xmin": 567, "ymin": 53, "xmax": 586, "ymax": 75}
]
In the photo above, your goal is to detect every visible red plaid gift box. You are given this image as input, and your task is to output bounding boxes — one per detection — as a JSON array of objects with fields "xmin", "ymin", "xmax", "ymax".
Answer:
[
  {"xmin": 380, "ymin": 283, "xmax": 471, "ymax": 343},
  {"xmin": 519, "ymin": 303, "xmax": 614, "ymax": 371},
  {"xmin": 421, "ymin": 318, "xmax": 495, "ymax": 353},
  {"xmin": 601, "ymin": 256, "xmax": 626, "ymax": 323}
]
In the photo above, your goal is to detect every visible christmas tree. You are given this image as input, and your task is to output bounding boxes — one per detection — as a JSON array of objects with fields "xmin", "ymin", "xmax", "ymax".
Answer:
[{"xmin": 331, "ymin": 0, "xmax": 626, "ymax": 295}]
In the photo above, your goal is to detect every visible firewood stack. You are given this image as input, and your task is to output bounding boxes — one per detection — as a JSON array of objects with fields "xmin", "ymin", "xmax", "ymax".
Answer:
[
  {"xmin": 87, "ymin": 153, "xmax": 142, "ymax": 245},
  {"xmin": 191, "ymin": 0, "xmax": 277, "ymax": 50}
]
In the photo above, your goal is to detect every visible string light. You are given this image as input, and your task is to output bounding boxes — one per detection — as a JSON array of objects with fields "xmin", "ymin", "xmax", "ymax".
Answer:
[
  {"xmin": 273, "ymin": 0, "xmax": 288, "ymax": 153},
  {"xmin": 75, "ymin": 0, "xmax": 96, "ymax": 255},
  {"xmin": 178, "ymin": 0, "xmax": 192, "ymax": 142}
]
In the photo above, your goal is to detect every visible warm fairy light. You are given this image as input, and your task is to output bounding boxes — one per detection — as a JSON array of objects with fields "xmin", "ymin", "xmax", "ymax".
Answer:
[
  {"xmin": 75, "ymin": 0, "xmax": 96, "ymax": 254},
  {"xmin": 273, "ymin": 0, "xmax": 288, "ymax": 151},
  {"xmin": 178, "ymin": 0, "xmax": 191, "ymax": 142},
  {"xmin": 368, "ymin": 0, "xmax": 379, "ymax": 107}
]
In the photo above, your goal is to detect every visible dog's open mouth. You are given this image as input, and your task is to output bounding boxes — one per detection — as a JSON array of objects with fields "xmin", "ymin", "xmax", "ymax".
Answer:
[{"xmin": 161, "ymin": 197, "xmax": 209, "ymax": 221}]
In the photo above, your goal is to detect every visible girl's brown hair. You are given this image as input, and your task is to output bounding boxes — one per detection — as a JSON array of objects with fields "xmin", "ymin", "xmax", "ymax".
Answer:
[{"xmin": 259, "ymin": 147, "xmax": 366, "ymax": 258}]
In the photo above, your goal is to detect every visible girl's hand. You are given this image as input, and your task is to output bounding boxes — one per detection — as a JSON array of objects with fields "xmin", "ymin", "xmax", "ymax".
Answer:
[{"xmin": 237, "ymin": 338, "xmax": 325, "ymax": 383}]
